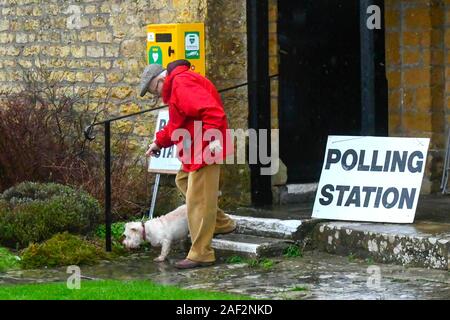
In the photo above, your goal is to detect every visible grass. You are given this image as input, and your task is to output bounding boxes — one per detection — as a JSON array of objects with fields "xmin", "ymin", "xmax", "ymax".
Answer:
[
  {"xmin": 348, "ymin": 253, "xmax": 376, "ymax": 265},
  {"xmin": 0, "ymin": 247, "xmax": 20, "ymax": 272},
  {"xmin": 348, "ymin": 252, "xmax": 356, "ymax": 262},
  {"xmin": 226, "ymin": 255, "xmax": 275, "ymax": 270},
  {"xmin": 284, "ymin": 245, "xmax": 303, "ymax": 258},
  {"xmin": 0, "ymin": 280, "xmax": 251, "ymax": 300},
  {"xmin": 290, "ymin": 286, "xmax": 308, "ymax": 292},
  {"xmin": 226, "ymin": 255, "xmax": 245, "ymax": 264},
  {"xmin": 254, "ymin": 258, "xmax": 274, "ymax": 270}
]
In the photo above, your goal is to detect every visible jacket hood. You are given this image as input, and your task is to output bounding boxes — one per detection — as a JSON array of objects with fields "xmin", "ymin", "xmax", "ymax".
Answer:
[{"xmin": 161, "ymin": 65, "xmax": 190, "ymax": 104}]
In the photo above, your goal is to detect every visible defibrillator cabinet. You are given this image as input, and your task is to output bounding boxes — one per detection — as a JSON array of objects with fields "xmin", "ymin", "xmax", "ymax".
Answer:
[{"xmin": 146, "ymin": 23, "xmax": 206, "ymax": 76}]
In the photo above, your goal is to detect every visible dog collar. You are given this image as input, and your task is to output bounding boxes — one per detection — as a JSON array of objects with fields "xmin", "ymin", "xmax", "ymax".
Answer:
[{"xmin": 141, "ymin": 221, "xmax": 147, "ymax": 241}]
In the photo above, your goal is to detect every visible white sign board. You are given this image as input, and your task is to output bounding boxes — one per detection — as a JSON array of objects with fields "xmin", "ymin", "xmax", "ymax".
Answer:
[
  {"xmin": 312, "ymin": 136, "xmax": 430, "ymax": 224},
  {"xmin": 148, "ymin": 110, "xmax": 182, "ymax": 174}
]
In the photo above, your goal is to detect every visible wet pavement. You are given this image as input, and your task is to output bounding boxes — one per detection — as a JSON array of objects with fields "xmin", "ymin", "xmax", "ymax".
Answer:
[{"xmin": 1, "ymin": 249, "xmax": 449, "ymax": 300}]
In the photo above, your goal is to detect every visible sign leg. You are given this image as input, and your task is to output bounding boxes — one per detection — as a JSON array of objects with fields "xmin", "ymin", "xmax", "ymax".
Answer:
[{"xmin": 149, "ymin": 174, "xmax": 161, "ymax": 219}]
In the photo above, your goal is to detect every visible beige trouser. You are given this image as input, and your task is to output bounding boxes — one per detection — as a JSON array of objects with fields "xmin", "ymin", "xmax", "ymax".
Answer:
[{"xmin": 175, "ymin": 164, "xmax": 236, "ymax": 262}]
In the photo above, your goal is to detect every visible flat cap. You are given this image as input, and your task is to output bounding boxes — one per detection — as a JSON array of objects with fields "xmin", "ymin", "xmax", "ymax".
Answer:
[{"xmin": 139, "ymin": 64, "xmax": 165, "ymax": 97}]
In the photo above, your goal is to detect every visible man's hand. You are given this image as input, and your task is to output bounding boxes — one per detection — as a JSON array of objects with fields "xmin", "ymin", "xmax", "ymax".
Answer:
[
  {"xmin": 146, "ymin": 142, "xmax": 161, "ymax": 157},
  {"xmin": 209, "ymin": 140, "xmax": 223, "ymax": 154}
]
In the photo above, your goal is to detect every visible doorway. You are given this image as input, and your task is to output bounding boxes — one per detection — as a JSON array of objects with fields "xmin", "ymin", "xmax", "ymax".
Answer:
[{"xmin": 277, "ymin": 0, "xmax": 387, "ymax": 183}]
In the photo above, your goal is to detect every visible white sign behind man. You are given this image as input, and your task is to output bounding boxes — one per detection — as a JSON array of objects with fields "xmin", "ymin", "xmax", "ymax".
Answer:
[
  {"xmin": 148, "ymin": 110, "xmax": 181, "ymax": 174},
  {"xmin": 312, "ymin": 136, "xmax": 430, "ymax": 224}
]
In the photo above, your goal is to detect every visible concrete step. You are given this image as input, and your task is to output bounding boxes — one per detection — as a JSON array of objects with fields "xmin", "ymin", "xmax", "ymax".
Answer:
[
  {"xmin": 312, "ymin": 221, "xmax": 450, "ymax": 270},
  {"xmin": 229, "ymin": 214, "xmax": 320, "ymax": 240},
  {"xmin": 212, "ymin": 233, "xmax": 294, "ymax": 258},
  {"xmin": 273, "ymin": 183, "xmax": 318, "ymax": 205}
]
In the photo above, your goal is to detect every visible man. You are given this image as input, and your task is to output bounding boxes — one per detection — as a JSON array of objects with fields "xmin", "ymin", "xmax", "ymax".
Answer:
[{"xmin": 139, "ymin": 60, "xmax": 236, "ymax": 269}]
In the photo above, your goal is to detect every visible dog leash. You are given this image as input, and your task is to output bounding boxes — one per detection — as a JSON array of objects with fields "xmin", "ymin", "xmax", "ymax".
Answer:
[{"xmin": 141, "ymin": 221, "xmax": 147, "ymax": 240}]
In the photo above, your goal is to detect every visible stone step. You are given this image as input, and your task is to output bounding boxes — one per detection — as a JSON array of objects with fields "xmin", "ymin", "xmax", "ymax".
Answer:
[
  {"xmin": 229, "ymin": 214, "xmax": 320, "ymax": 240},
  {"xmin": 312, "ymin": 221, "xmax": 450, "ymax": 270},
  {"xmin": 273, "ymin": 183, "xmax": 318, "ymax": 205},
  {"xmin": 211, "ymin": 233, "xmax": 294, "ymax": 258}
]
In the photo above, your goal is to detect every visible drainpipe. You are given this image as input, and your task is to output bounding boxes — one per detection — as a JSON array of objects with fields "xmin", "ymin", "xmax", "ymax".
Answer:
[
  {"xmin": 247, "ymin": 0, "xmax": 272, "ymax": 206},
  {"xmin": 360, "ymin": 0, "xmax": 388, "ymax": 136}
]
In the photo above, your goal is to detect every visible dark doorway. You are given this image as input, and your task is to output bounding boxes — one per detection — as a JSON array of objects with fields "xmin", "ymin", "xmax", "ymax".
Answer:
[{"xmin": 278, "ymin": 0, "xmax": 387, "ymax": 183}]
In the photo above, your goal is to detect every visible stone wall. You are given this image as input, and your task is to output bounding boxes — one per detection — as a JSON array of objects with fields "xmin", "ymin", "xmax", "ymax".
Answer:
[
  {"xmin": 269, "ymin": 0, "xmax": 278, "ymax": 130},
  {"xmin": 206, "ymin": 0, "xmax": 251, "ymax": 207},
  {"xmin": 0, "ymin": 0, "xmax": 252, "ymax": 209},
  {"xmin": 385, "ymin": 0, "xmax": 450, "ymax": 192},
  {"xmin": 0, "ymin": 0, "xmax": 208, "ymax": 136}
]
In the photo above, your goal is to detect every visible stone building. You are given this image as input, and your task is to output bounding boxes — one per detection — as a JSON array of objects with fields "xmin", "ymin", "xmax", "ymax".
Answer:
[{"xmin": 0, "ymin": 0, "xmax": 448, "ymax": 209}]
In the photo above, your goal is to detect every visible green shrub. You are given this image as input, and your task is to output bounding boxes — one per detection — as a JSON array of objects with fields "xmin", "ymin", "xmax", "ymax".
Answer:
[
  {"xmin": 0, "ymin": 182, "xmax": 101, "ymax": 248},
  {"xmin": 284, "ymin": 245, "xmax": 303, "ymax": 258},
  {"xmin": 20, "ymin": 232, "xmax": 105, "ymax": 269},
  {"xmin": 94, "ymin": 222, "xmax": 130, "ymax": 257},
  {"xmin": 0, "ymin": 247, "xmax": 20, "ymax": 272},
  {"xmin": 259, "ymin": 258, "xmax": 275, "ymax": 269},
  {"xmin": 95, "ymin": 222, "xmax": 126, "ymax": 241},
  {"xmin": 226, "ymin": 255, "xmax": 245, "ymax": 264},
  {"xmin": 226, "ymin": 256, "xmax": 276, "ymax": 270},
  {"xmin": 348, "ymin": 252, "xmax": 356, "ymax": 262},
  {"xmin": 246, "ymin": 258, "xmax": 275, "ymax": 270}
]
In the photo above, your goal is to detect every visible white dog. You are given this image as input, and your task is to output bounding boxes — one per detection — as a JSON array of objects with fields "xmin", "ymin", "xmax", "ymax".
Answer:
[{"xmin": 122, "ymin": 205, "xmax": 189, "ymax": 262}]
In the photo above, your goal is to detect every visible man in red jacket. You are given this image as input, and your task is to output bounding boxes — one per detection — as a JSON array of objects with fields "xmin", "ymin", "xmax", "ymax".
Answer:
[{"xmin": 140, "ymin": 60, "xmax": 236, "ymax": 269}]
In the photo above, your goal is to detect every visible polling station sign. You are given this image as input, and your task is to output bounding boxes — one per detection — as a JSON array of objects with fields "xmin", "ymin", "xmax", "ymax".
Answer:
[
  {"xmin": 312, "ymin": 136, "xmax": 430, "ymax": 224},
  {"xmin": 148, "ymin": 110, "xmax": 181, "ymax": 174}
]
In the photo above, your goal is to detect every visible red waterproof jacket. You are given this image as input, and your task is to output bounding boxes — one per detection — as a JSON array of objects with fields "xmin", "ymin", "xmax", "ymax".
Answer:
[{"xmin": 154, "ymin": 65, "xmax": 232, "ymax": 172}]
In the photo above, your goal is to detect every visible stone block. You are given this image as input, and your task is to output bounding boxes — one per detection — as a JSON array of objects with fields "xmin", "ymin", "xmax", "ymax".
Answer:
[
  {"xmin": 87, "ymin": 46, "xmax": 104, "ymax": 57},
  {"xmin": 91, "ymin": 16, "xmax": 107, "ymax": 28},
  {"xmin": 15, "ymin": 33, "xmax": 28, "ymax": 44},
  {"xmin": 106, "ymin": 72, "xmax": 123, "ymax": 83},
  {"xmin": 120, "ymin": 39, "xmax": 144, "ymax": 58},
  {"xmin": 96, "ymin": 30, "xmax": 112, "ymax": 43},
  {"xmin": 0, "ymin": 33, "xmax": 14, "ymax": 44},
  {"xmin": 79, "ymin": 31, "xmax": 96, "ymax": 42},
  {"xmin": 404, "ymin": 68, "xmax": 430, "ymax": 87},
  {"xmin": 402, "ymin": 49, "xmax": 421, "ymax": 65},
  {"xmin": 387, "ymin": 70, "xmax": 401, "ymax": 89},
  {"xmin": 71, "ymin": 45, "xmax": 85, "ymax": 58},
  {"xmin": 111, "ymin": 86, "xmax": 133, "ymax": 99},
  {"xmin": 0, "ymin": 19, "xmax": 9, "ymax": 31},
  {"xmin": 405, "ymin": 8, "xmax": 431, "ymax": 30}
]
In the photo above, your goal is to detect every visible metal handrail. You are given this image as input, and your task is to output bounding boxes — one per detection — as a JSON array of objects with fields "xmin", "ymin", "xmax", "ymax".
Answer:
[
  {"xmin": 84, "ymin": 76, "xmax": 275, "ymax": 135},
  {"xmin": 85, "ymin": 74, "xmax": 278, "ymax": 251}
]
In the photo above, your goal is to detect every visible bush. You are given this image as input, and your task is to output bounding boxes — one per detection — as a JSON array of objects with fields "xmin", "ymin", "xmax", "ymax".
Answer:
[
  {"xmin": 0, "ymin": 66, "xmax": 153, "ymax": 221},
  {"xmin": 0, "ymin": 182, "xmax": 101, "ymax": 248},
  {"xmin": 20, "ymin": 232, "xmax": 105, "ymax": 269},
  {"xmin": 95, "ymin": 222, "xmax": 126, "ymax": 242},
  {"xmin": 284, "ymin": 245, "xmax": 303, "ymax": 258},
  {"xmin": 0, "ymin": 247, "xmax": 20, "ymax": 272}
]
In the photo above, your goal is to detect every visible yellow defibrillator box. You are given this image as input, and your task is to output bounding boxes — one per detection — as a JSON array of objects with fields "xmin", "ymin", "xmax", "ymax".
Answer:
[{"xmin": 146, "ymin": 23, "xmax": 206, "ymax": 76}]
